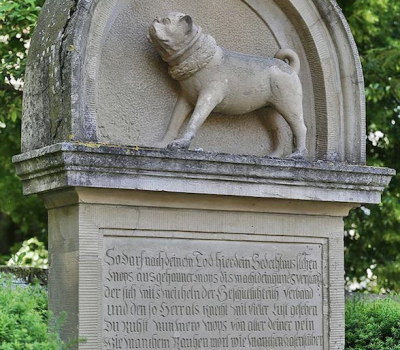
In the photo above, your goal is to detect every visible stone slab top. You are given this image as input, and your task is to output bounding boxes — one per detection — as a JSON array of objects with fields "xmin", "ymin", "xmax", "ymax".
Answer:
[{"xmin": 13, "ymin": 142, "xmax": 394, "ymax": 204}]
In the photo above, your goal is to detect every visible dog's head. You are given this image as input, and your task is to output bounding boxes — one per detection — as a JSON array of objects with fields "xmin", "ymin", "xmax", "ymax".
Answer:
[{"xmin": 148, "ymin": 12, "xmax": 198, "ymax": 61}]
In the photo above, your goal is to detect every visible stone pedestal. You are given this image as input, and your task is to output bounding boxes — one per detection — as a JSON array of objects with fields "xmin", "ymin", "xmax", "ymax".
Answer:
[{"xmin": 13, "ymin": 144, "xmax": 394, "ymax": 349}]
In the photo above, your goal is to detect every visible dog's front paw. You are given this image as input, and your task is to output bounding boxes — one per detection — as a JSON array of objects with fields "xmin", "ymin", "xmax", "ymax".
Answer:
[
  {"xmin": 286, "ymin": 149, "xmax": 307, "ymax": 160},
  {"xmin": 167, "ymin": 138, "xmax": 191, "ymax": 151}
]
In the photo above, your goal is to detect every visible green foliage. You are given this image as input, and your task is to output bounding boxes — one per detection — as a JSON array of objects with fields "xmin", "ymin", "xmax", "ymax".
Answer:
[
  {"xmin": 0, "ymin": 0, "xmax": 47, "ymax": 264},
  {"xmin": 7, "ymin": 237, "xmax": 48, "ymax": 268},
  {"xmin": 336, "ymin": 0, "xmax": 400, "ymax": 292},
  {"xmin": 0, "ymin": 273, "xmax": 65, "ymax": 350},
  {"xmin": 346, "ymin": 297, "xmax": 400, "ymax": 349},
  {"xmin": 0, "ymin": 0, "xmax": 44, "ymax": 82}
]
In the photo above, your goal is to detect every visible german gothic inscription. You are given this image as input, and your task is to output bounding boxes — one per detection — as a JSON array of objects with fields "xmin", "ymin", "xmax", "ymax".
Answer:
[{"xmin": 102, "ymin": 237, "xmax": 324, "ymax": 350}]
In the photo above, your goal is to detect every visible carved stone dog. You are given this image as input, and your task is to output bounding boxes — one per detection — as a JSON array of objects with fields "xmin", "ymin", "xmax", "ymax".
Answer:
[{"xmin": 148, "ymin": 12, "xmax": 307, "ymax": 158}]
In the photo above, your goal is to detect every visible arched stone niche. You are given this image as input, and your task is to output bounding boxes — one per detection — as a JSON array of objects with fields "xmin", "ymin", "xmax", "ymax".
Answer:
[{"xmin": 22, "ymin": 0, "xmax": 365, "ymax": 163}]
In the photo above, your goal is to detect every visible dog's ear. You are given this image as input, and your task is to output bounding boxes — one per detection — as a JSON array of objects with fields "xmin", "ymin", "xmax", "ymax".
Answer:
[{"xmin": 180, "ymin": 15, "xmax": 193, "ymax": 32}]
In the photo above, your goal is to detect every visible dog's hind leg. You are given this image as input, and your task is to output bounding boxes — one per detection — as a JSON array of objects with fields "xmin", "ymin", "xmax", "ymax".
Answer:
[
  {"xmin": 258, "ymin": 107, "xmax": 291, "ymax": 158},
  {"xmin": 277, "ymin": 105, "xmax": 307, "ymax": 159},
  {"xmin": 271, "ymin": 79, "xmax": 307, "ymax": 159},
  {"xmin": 275, "ymin": 101, "xmax": 307, "ymax": 159},
  {"xmin": 156, "ymin": 94, "xmax": 193, "ymax": 148}
]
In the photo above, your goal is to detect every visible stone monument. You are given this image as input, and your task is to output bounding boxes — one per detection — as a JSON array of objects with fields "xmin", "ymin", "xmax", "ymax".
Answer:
[{"xmin": 13, "ymin": 1, "xmax": 394, "ymax": 349}]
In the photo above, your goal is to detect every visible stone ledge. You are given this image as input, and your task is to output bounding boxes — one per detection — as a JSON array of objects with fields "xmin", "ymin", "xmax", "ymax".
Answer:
[{"xmin": 13, "ymin": 142, "xmax": 395, "ymax": 204}]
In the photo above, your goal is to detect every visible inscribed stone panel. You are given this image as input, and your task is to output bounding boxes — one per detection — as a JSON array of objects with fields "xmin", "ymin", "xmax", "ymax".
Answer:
[{"xmin": 102, "ymin": 236, "xmax": 324, "ymax": 350}]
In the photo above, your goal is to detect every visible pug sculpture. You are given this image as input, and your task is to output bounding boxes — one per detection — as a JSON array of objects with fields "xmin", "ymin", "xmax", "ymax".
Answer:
[{"xmin": 148, "ymin": 12, "xmax": 307, "ymax": 158}]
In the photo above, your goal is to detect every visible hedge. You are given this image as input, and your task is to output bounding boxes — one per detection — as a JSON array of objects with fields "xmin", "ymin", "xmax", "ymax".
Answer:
[
  {"xmin": 346, "ymin": 296, "xmax": 400, "ymax": 349},
  {"xmin": 0, "ymin": 272, "xmax": 64, "ymax": 350}
]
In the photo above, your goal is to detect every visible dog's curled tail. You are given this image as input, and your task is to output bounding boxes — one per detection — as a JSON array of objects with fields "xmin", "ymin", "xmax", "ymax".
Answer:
[{"xmin": 274, "ymin": 49, "xmax": 300, "ymax": 74}]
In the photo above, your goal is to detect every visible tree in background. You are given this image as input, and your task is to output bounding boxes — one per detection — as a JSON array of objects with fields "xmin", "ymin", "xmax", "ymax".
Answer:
[
  {"xmin": 0, "ymin": 0, "xmax": 46, "ymax": 263},
  {"xmin": 336, "ymin": 0, "xmax": 400, "ymax": 292},
  {"xmin": 0, "ymin": 0, "xmax": 399, "ymax": 292}
]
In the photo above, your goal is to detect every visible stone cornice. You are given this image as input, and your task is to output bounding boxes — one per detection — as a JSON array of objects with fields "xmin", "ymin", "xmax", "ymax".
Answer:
[{"xmin": 13, "ymin": 142, "xmax": 395, "ymax": 204}]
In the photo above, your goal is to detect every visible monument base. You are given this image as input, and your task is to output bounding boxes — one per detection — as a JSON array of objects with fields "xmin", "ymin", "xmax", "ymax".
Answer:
[
  {"xmin": 45, "ymin": 188, "xmax": 346, "ymax": 349},
  {"xmin": 13, "ymin": 144, "xmax": 394, "ymax": 349}
]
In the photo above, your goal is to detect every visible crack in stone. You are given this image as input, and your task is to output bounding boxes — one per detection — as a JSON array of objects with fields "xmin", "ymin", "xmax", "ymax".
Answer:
[{"xmin": 54, "ymin": 0, "xmax": 79, "ymax": 140}]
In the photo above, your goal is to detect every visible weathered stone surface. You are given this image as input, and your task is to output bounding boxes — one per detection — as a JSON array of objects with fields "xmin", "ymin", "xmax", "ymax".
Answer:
[
  {"xmin": 22, "ymin": 0, "xmax": 365, "ymax": 163},
  {"xmin": 22, "ymin": 0, "xmax": 89, "ymax": 151},
  {"xmin": 13, "ymin": 142, "xmax": 394, "ymax": 203}
]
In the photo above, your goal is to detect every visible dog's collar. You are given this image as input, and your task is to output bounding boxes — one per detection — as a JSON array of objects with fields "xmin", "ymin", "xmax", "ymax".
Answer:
[
  {"xmin": 164, "ymin": 27, "xmax": 203, "ymax": 63},
  {"xmin": 168, "ymin": 33, "xmax": 218, "ymax": 80}
]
